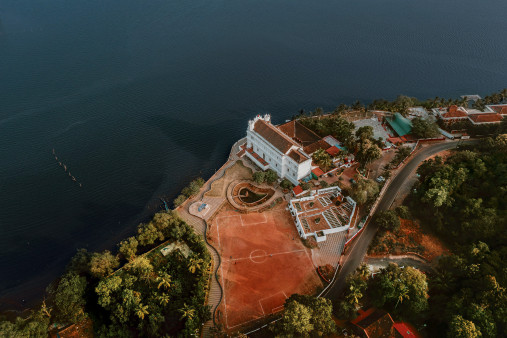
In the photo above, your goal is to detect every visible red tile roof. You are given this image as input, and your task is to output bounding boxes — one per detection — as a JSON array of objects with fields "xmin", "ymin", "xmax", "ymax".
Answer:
[
  {"xmin": 278, "ymin": 120, "xmax": 322, "ymax": 145},
  {"xmin": 293, "ymin": 185, "xmax": 304, "ymax": 195},
  {"xmin": 326, "ymin": 146, "xmax": 340, "ymax": 157},
  {"xmin": 489, "ymin": 105, "xmax": 507, "ymax": 115},
  {"xmin": 351, "ymin": 308, "xmax": 395, "ymax": 338},
  {"xmin": 312, "ymin": 167, "xmax": 325, "ymax": 177},
  {"xmin": 303, "ymin": 139, "xmax": 331, "ymax": 154},
  {"xmin": 441, "ymin": 105, "xmax": 468, "ymax": 118},
  {"xmin": 288, "ymin": 149, "xmax": 309, "ymax": 163},
  {"xmin": 246, "ymin": 147, "xmax": 268, "ymax": 166},
  {"xmin": 468, "ymin": 113, "xmax": 503, "ymax": 123},
  {"xmin": 253, "ymin": 119, "xmax": 298, "ymax": 154},
  {"xmin": 393, "ymin": 322, "xmax": 420, "ymax": 338}
]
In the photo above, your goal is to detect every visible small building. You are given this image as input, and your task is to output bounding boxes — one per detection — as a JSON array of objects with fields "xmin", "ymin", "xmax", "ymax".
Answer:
[
  {"xmin": 433, "ymin": 105, "xmax": 469, "ymax": 124},
  {"xmin": 386, "ymin": 113, "xmax": 412, "ymax": 137},
  {"xmin": 350, "ymin": 308, "xmax": 421, "ymax": 338},
  {"xmin": 288, "ymin": 186, "xmax": 356, "ymax": 242},
  {"xmin": 351, "ymin": 308, "xmax": 395, "ymax": 338}
]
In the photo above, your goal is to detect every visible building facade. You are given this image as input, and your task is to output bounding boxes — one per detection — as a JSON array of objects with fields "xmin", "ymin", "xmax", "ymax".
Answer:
[{"xmin": 245, "ymin": 115, "xmax": 312, "ymax": 185}]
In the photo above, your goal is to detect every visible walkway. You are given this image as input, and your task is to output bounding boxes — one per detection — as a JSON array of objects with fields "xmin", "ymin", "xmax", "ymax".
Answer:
[{"xmin": 176, "ymin": 137, "xmax": 246, "ymax": 337}]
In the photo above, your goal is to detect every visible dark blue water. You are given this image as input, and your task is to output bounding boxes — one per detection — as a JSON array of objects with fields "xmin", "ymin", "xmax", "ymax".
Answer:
[{"xmin": 1, "ymin": 0, "xmax": 506, "ymax": 309}]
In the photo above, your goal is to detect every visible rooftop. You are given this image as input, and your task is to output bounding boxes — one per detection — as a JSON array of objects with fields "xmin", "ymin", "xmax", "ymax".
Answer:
[
  {"xmin": 468, "ymin": 113, "xmax": 503, "ymax": 124},
  {"xmin": 290, "ymin": 187, "xmax": 355, "ymax": 236},
  {"xmin": 303, "ymin": 139, "xmax": 332, "ymax": 155},
  {"xmin": 351, "ymin": 308, "xmax": 395, "ymax": 338},
  {"xmin": 386, "ymin": 113, "xmax": 412, "ymax": 137},
  {"xmin": 253, "ymin": 119, "xmax": 299, "ymax": 154},
  {"xmin": 278, "ymin": 120, "xmax": 322, "ymax": 146}
]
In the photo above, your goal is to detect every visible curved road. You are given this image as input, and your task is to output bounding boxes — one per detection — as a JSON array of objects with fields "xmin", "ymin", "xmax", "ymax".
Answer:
[{"xmin": 322, "ymin": 140, "xmax": 470, "ymax": 302}]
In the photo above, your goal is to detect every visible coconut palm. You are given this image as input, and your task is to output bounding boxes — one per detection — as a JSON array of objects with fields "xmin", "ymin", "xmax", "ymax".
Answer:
[
  {"xmin": 188, "ymin": 257, "xmax": 204, "ymax": 274},
  {"xmin": 158, "ymin": 293, "xmax": 170, "ymax": 306},
  {"xmin": 156, "ymin": 273, "xmax": 172, "ymax": 290},
  {"xmin": 179, "ymin": 303, "xmax": 196, "ymax": 321},
  {"xmin": 136, "ymin": 303, "xmax": 149, "ymax": 320},
  {"xmin": 312, "ymin": 148, "xmax": 327, "ymax": 163},
  {"xmin": 320, "ymin": 156, "xmax": 333, "ymax": 172}
]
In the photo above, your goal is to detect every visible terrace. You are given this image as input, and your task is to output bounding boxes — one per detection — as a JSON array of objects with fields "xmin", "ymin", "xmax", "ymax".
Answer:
[{"xmin": 288, "ymin": 186, "xmax": 357, "ymax": 242}]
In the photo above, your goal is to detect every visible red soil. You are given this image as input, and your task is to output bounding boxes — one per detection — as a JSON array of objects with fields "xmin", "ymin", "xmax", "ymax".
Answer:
[{"xmin": 210, "ymin": 204, "xmax": 323, "ymax": 330}]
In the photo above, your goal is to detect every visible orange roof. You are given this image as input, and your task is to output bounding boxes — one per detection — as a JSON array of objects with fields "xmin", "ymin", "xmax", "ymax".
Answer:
[
  {"xmin": 500, "ymin": 107, "xmax": 507, "ymax": 115},
  {"xmin": 312, "ymin": 167, "xmax": 325, "ymax": 177},
  {"xmin": 303, "ymin": 139, "xmax": 331, "ymax": 154},
  {"xmin": 469, "ymin": 113, "xmax": 503, "ymax": 123},
  {"xmin": 441, "ymin": 105, "xmax": 468, "ymax": 118},
  {"xmin": 351, "ymin": 308, "xmax": 395, "ymax": 338},
  {"xmin": 326, "ymin": 146, "xmax": 340, "ymax": 157},
  {"xmin": 293, "ymin": 185, "xmax": 304, "ymax": 195},
  {"xmin": 278, "ymin": 120, "xmax": 322, "ymax": 145}
]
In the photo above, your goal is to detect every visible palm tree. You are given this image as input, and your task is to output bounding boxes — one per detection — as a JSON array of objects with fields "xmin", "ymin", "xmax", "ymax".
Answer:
[
  {"xmin": 156, "ymin": 273, "xmax": 172, "ymax": 290},
  {"xmin": 136, "ymin": 303, "xmax": 149, "ymax": 320},
  {"xmin": 188, "ymin": 257, "xmax": 204, "ymax": 274},
  {"xmin": 395, "ymin": 283, "xmax": 410, "ymax": 308},
  {"xmin": 158, "ymin": 293, "xmax": 170, "ymax": 306},
  {"xmin": 313, "ymin": 148, "xmax": 327, "ymax": 163},
  {"xmin": 179, "ymin": 303, "xmax": 196, "ymax": 321},
  {"xmin": 320, "ymin": 156, "xmax": 333, "ymax": 172}
]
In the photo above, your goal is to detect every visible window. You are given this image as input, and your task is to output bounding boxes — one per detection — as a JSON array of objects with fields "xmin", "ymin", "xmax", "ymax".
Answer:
[{"xmin": 287, "ymin": 168, "xmax": 290, "ymax": 172}]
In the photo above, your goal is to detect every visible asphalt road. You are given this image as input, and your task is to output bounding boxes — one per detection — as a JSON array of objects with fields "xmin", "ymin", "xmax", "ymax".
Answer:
[{"xmin": 322, "ymin": 140, "xmax": 468, "ymax": 302}]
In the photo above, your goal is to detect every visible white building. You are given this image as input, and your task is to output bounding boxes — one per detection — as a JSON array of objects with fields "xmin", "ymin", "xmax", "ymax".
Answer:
[
  {"xmin": 245, "ymin": 115, "xmax": 314, "ymax": 185},
  {"xmin": 288, "ymin": 186, "xmax": 356, "ymax": 242}
]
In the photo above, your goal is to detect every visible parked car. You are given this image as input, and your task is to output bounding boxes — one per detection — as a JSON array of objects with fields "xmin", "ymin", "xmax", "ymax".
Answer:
[
  {"xmin": 375, "ymin": 175, "xmax": 385, "ymax": 183},
  {"xmin": 349, "ymin": 178, "xmax": 356, "ymax": 184}
]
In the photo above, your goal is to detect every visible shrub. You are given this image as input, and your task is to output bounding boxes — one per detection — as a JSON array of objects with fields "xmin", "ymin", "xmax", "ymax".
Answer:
[
  {"xmin": 173, "ymin": 194, "xmax": 187, "ymax": 207},
  {"xmin": 253, "ymin": 171, "xmax": 266, "ymax": 184},
  {"xmin": 265, "ymin": 169, "xmax": 278, "ymax": 184},
  {"xmin": 395, "ymin": 205, "xmax": 411, "ymax": 219},
  {"xmin": 320, "ymin": 180, "xmax": 329, "ymax": 188},
  {"xmin": 280, "ymin": 178, "xmax": 294, "ymax": 190},
  {"xmin": 301, "ymin": 182, "xmax": 311, "ymax": 190}
]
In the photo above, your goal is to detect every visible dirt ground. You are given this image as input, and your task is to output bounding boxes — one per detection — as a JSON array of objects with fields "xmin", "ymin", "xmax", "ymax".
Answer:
[
  {"xmin": 205, "ymin": 160, "xmax": 253, "ymax": 197},
  {"xmin": 208, "ymin": 203, "xmax": 323, "ymax": 330},
  {"xmin": 369, "ymin": 218, "xmax": 450, "ymax": 262}
]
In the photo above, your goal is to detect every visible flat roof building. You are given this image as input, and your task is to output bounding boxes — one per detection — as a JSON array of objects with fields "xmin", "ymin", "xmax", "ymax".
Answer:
[{"xmin": 288, "ymin": 186, "xmax": 356, "ymax": 242}]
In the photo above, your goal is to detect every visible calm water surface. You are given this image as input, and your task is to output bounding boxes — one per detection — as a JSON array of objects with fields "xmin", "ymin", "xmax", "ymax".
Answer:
[{"xmin": 1, "ymin": 0, "xmax": 506, "ymax": 309}]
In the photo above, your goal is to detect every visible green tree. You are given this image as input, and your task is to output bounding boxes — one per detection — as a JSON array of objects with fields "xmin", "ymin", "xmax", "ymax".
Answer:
[
  {"xmin": 51, "ymin": 272, "xmax": 87, "ymax": 323},
  {"xmin": 89, "ymin": 251, "xmax": 119, "ymax": 278},
  {"xmin": 173, "ymin": 194, "xmax": 187, "ymax": 207},
  {"xmin": 447, "ymin": 315, "xmax": 482, "ymax": 338},
  {"xmin": 355, "ymin": 126, "xmax": 374, "ymax": 141},
  {"xmin": 375, "ymin": 210, "xmax": 401, "ymax": 232},
  {"xmin": 273, "ymin": 295, "xmax": 336, "ymax": 336},
  {"xmin": 265, "ymin": 169, "xmax": 278, "ymax": 184},
  {"xmin": 253, "ymin": 171, "xmax": 266, "ymax": 184},
  {"xmin": 280, "ymin": 178, "xmax": 294, "ymax": 190},
  {"xmin": 179, "ymin": 303, "xmax": 196, "ymax": 321},
  {"xmin": 369, "ymin": 264, "xmax": 428, "ymax": 318},
  {"xmin": 188, "ymin": 257, "xmax": 204, "ymax": 274},
  {"xmin": 350, "ymin": 179, "xmax": 379, "ymax": 205},
  {"xmin": 411, "ymin": 117, "xmax": 440, "ymax": 139},
  {"xmin": 275, "ymin": 301, "xmax": 313, "ymax": 336},
  {"xmin": 156, "ymin": 272, "xmax": 172, "ymax": 290},
  {"xmin": 118, "ymin": 236, "xmax": 138, "ymax": 261},
  {"xmin": 355, "ymin": 139, "xmax": 381, "ymax": 168}
]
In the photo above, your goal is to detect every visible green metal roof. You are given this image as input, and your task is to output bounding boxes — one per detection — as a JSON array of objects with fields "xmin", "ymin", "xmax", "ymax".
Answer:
[{"xmin": 386, "ymin": 113, "xmax": 412, "ymax": 136}]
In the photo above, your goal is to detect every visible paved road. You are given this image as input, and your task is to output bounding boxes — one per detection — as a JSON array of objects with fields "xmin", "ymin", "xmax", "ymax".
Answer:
[{"xmin": 322, "ymin": 140, "xmax": 469, "ymax": 303}]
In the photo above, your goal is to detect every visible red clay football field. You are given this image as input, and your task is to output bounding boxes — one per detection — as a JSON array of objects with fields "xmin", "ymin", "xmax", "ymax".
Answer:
[{"xmin": 209, "ymin": 203, "xmax": 323, "ymax": 330}]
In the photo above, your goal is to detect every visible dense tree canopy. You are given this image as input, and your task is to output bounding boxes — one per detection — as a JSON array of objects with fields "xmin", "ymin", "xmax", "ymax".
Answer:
[
  {"xmin": 408, "ymin": 136, "xmax": 507, "ymax": 337},
  {"xmin": 350, "ymin": 179, "xmax": 379, "ymax": 205},
  {"xmin": 411, "ymin": 117, "xmax": 440, "ymax": 139},
  {"xmin": 272, "ymin": 294, "xmax": 336, "ymax": 337}
]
